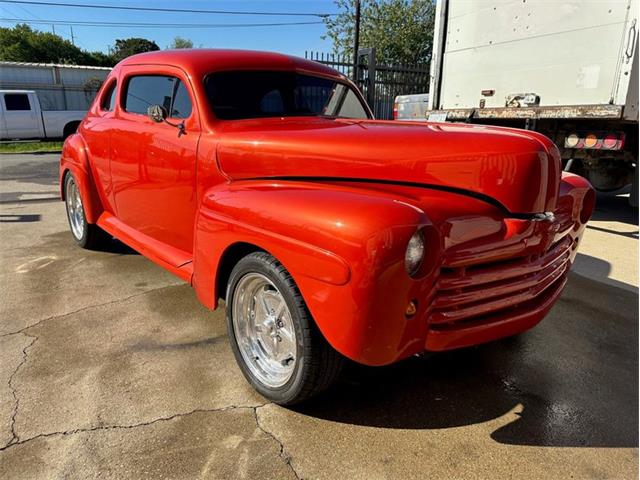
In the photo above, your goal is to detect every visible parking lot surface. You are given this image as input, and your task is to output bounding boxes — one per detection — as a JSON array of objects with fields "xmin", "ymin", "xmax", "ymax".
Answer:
[{"xmin": 0, "ymin": 153, "xmax": 638, "ymax": 479}]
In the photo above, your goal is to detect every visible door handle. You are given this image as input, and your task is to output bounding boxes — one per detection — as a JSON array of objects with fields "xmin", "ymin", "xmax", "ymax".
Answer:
[{"xmin": 625, "ymin": 18, "xmax": 637, "ymax": 64}]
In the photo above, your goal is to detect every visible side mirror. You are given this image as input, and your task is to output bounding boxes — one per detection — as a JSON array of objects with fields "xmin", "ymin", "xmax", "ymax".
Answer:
[
  {"xmin": 146, "ymin": 104, "xmax": 185, "ymax": 137},
  {"xmin": 147, "ymin": 104, "xmax": 168, "ymax": 123}
]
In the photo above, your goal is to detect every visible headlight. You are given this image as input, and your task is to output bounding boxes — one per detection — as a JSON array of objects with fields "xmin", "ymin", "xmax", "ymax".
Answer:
[{"xmin": 405, "ymin": 230, "xmax": 425, "ymax": 276}]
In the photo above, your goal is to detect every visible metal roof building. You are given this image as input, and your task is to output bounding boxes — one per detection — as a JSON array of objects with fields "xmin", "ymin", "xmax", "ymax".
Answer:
[{"xmin": 0, "ymin": 61, "xmax": 112, "ymax": 111}]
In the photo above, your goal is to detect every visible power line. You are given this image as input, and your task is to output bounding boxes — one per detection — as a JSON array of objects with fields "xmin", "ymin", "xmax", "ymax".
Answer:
[
  {"xmin": 2, "ymin": 7, "xmax": 69, "ymax": 39},
  {"xmin": 14, "ymin": 2, "xmax": 44, "ymax": 20},
  {"xmin": 0, "ymin": 0, "xmax": 337, "ymax": 17},
  {"xmin": 0, "ymin": 17, "xmax": 325, "ymax": 28}
]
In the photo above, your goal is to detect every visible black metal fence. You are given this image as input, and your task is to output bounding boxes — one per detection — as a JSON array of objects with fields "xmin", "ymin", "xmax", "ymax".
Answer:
[{"xmin": 305, "ymin": 49, "xmax": 430, "ymax": 120}]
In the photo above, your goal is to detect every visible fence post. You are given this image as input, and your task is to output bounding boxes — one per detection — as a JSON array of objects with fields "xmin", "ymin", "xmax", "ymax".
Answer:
[{"xmin": 366, "ymin": 48, "xmax": 376, "ymax": 109}]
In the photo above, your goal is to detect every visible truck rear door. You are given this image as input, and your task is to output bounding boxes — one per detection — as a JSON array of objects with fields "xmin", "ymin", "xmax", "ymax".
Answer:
[
  {"xmin": 1, "ymin": 92, "xmax": 44, "ymax": 139},
  {"xmin": 430, "ymin": 0, "xmax": 637, "ymax": 110}
]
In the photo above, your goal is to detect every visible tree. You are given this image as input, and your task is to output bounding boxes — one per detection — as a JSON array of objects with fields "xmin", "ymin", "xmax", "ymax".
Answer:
[
  {"xmin": 84, "ymin": 50, "xmax": 115, "ymax": 67},
  {"xmin": 323, "ymin": 0, "xmax": 436, "ymax": 65},
  {"xmin": 0, "ymin": 23, "xmax": 116, "ymax": 66},
  {"xmin": 112, "ymin": 37, "xmax": 159, "ymax": 62},
  {"xmin": 169, "ymin": 37, "xmax": 193, "ymax": 49}
]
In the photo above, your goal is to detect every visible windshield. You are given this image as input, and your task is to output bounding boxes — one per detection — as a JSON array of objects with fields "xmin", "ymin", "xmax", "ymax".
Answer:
[{"xmin": 204, "ymin": 71, "xmax": 370, "ymax": 120}]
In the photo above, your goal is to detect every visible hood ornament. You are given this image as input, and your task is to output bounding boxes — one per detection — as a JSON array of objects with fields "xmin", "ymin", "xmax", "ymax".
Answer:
[{"xmin": 530, "ymin": 212, "xmax": 556, "ymax": 223}]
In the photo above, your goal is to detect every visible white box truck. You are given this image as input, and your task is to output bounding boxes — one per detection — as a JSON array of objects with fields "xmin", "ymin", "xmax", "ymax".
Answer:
[{"xmin": 420, "ymin": 0, "xmax": 638, "ymax": 200}]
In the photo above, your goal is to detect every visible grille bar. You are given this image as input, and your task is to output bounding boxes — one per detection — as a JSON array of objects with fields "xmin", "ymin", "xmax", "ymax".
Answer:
[
  {"xmin": 429, "ymin": 235, "xmax": 574, "ymax": 326},
  {"xmin": 430, "ymin": 261, "xmax": 568, "ymax": 324},
  {"xmin": 437, "ymin": 236, "xmax": 573, "ymax": 291}
]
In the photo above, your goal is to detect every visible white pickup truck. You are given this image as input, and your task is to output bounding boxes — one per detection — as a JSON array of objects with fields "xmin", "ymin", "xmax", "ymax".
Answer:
[{"xmin": 0, "ymin": 90, "xmax": 85, "ymax": 140}]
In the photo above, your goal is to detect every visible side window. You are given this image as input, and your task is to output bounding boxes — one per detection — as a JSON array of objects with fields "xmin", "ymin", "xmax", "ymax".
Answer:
[
  {"xmin": 101, "ymin": 82, "xmax": 117, "ymax": 111},
  {"xmin": 4, "ymin": 94, "xmax": 31, "ymax": 111},
  {"xmin": 170, "ymin": 80, "xmax": 192, "ymax": 119},
  {"xmin": 336, "ymin": 88, "xmax": 368, "ymax": 119},
  {"xmin": 125, "ymin": 75, "xmax": 192, "ymax": 119}
]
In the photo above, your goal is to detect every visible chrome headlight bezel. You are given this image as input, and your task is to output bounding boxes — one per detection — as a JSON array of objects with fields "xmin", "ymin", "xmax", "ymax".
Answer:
[{"xmin": 405, "ymin": 229, "xmax": 425, "ymax": 277}]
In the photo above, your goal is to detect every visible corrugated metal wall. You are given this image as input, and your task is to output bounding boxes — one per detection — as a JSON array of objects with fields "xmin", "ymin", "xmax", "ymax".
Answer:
[{"xmin": 0, "ymin": 62, "xmax": 111, "ymax": 111}]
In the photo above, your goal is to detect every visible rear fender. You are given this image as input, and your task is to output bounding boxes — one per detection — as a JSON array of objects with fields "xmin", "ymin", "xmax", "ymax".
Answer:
[
  {"xmin": 192, "ymin": 180, "xmax": 430, "ymax": 363},
  {"xmin": 59, "ymin": 134, "xmax": 103, "ymax": 224}
]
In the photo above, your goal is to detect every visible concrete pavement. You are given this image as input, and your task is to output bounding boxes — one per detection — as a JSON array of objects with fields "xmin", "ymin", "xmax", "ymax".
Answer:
[{"xmin": 0, "ymin": 153, "xmax": 637, "ymax": 479}]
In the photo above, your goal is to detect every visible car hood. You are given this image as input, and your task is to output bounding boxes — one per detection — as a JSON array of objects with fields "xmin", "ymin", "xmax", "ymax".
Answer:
[{"xmin": 216, "ymin": 117, "xmax": 561, "ymax": 214}]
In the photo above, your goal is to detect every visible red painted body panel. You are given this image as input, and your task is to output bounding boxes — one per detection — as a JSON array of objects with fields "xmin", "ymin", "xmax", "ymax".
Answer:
[
  {"xmin": 216, "ymin": 117, "xmax": 561, "ymax": 214},
  {"xmin": 61, "ymin": 50, "xmax": 595, "ymax": 366}
]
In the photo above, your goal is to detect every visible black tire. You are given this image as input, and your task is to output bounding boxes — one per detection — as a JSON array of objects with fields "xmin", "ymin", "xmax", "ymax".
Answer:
[
  {"xmin": 63, "ymin": 172, "xmax": 108, "ymax": 249},
  {"xmin": 226, "ymin": 252, "xmax": 343, "ymax": 405}
]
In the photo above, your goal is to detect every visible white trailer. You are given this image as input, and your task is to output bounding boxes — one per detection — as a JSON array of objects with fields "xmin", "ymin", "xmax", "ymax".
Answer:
[{"xmin": 427, "ymin": 0, "xmax": 638, "ymax": 196}]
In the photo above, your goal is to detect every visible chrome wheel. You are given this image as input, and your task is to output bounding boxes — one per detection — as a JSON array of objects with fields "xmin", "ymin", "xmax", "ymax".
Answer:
[
  {"xmin": 231, "ymin": 273, "xmax": 297, "ymax": 388},
  {"xmin": 65, "ymin": 177, "xmax": 85, "ymax": 240}
]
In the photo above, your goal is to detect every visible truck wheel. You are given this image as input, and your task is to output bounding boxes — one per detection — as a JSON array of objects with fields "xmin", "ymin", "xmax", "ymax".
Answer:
[
  {"xmin": 226, "ymin": 252, "xmax": 343, "ymax": 405},
  {"xmin": 64, "ymin": 173, "xmax": 107, "ymax": 249},
  {"xmin": 63, "ymin": 122, "xmax": 80, "ymax": 140}
]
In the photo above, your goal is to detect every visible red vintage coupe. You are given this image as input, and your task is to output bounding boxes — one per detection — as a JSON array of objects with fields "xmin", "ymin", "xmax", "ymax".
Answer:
[{"xmin": 60, "ymin": 50, "xmax": 594, "ymax": 404}]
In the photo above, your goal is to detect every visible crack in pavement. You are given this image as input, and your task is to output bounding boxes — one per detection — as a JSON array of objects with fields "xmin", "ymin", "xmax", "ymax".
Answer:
[
  {"xmin": 0, "ymin": 401, "xmax": 303, "ymax": 480},
  {"xmin": 6, "ymin": 332, "xmax": 37, "ymax": 448},
  {"xmin": 0, "ymin": 283, "xmax": 183, "ymax": 338},
  {"xmin": 0, "ymin": 287, "xmax": 303, "ymax": 477},
  {"xmin": 0, "ymin": 404, "xmax": 268, "ymax": 453},
  {"xmin": 254, "ymin": 405, "xmax": 302, "ymax": 480}
]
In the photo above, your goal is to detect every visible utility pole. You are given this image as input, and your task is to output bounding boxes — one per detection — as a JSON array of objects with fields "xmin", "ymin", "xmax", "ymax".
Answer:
[
  {"xmin": 70, "ymin": 26, "xmax": 75, "ymax": 45},
  {"xmin": 52, "ymin": 24, "xmax": 56, "ymax": 35},
  {"xmin": 352, "ymin": 0, "xmax": 361, "ymax": 82}
]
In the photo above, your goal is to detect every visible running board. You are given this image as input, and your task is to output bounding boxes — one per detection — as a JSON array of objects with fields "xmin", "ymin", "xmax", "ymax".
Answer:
[{"xmin": 97, "ymin": 212, "xmax": 194, "ymax": 283}]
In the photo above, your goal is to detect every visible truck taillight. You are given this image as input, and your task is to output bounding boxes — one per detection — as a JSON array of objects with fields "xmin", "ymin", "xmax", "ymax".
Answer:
[
  {"xmin": 603, "ymin": 133, "xmax": 621, "ymax": 149},
  {"xmin": 393, "ymin": 102, "xmax": 398, "ymax": 120},
  {"xmin": 564, "ymin": 131, "xmax": 625, "ymax": 150}
]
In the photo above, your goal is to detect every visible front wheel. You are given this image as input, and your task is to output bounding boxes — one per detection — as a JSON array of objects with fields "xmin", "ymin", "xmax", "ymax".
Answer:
[{"xmin": 226, "ymin": 252, "xmax": 343, "ymax": 405}]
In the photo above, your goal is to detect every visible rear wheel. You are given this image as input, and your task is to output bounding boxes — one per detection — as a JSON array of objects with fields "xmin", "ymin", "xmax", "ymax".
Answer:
[
  {"xmin": 64, "ymin": 173, "xmax": 107, "ymax": 249},
  {"xmin": 226, "ymin": 252, "xmax": 343, "ymax": 405}
]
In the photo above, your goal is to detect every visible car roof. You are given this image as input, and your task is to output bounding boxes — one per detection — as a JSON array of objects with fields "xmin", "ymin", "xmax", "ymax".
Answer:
[{"xmin": 118, "ymin": 49, "xmax": 346, "ymax": 80}]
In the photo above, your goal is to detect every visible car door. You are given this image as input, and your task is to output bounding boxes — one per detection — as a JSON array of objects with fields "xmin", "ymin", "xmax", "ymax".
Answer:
[
  {"xmin": 81, "ymin": 77, "xmax": 119, "ymax": 215},
  {"xmin": 2, "ymin": 92, "xmax": 42, "ymax": 139},
  {"xmin": 109, "ymin": 65, "xmax": 200, "ymax": 256}
]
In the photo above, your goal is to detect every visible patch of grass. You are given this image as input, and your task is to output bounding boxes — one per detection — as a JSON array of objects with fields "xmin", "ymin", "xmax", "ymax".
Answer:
[{"xmin": 0, "ymin": 141, "xmax": 63, "ymax": 154}]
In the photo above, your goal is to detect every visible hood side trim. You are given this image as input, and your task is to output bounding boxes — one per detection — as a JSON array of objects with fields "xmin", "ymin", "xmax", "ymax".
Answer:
[{"xmin": 239, "ymin": 176, "xmax": 515, "ymax": 214}]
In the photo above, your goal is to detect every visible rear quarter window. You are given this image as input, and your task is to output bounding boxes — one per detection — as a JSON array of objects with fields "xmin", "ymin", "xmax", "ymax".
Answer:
[{"xmin": 100, "ymin": 81, "xmax": 117, "ymax": 111}]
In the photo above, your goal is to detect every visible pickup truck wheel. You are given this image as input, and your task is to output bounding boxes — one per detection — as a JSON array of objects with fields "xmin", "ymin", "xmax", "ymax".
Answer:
[
  {"xmin": 64, "ymin": 173, "xmax": 106, "ymax": 249},
  {"xmin": 226, "ymin": 252, "xmax": 343, "ymax": 405}
]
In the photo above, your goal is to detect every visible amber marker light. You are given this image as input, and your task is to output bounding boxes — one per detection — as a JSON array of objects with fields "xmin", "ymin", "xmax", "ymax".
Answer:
[
  {"xmin": 584, "ymin": 133, "xmax": 598, "ymax": 148},
  {"xmin": 405, "ymin": 300, "xmax": 417, "ymax": 318}
]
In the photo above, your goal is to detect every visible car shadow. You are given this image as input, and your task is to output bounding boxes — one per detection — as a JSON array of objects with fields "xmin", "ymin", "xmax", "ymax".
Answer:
[
  {"xmin": 591, "ymin": 191, "xmax": 638, "ymax": 226},
  {"xmin": 294, "ymin": 274, "xmax": 638, "ymax": 449},
  {"xmin": 100, "ymin": 235, "xmax": 140, "ymax": 255},
  {"xmin": 572, "ymin": 252, "xmax": 637, "ymax": 292},
  {"xmin": 0, "ymin": 213, "xmax": 41, "ymax": 223}
]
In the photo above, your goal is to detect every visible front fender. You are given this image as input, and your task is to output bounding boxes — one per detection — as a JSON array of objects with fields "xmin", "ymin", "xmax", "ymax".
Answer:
[
  {"xmin": 60, "ymin": 134, "xmax": 103, "ymax": 224},
  {"xmin": 192, "ymin": 180, "xmax": 431, "ymax": 364}
]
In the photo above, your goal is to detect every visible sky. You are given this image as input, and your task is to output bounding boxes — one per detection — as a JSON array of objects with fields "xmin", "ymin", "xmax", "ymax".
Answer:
[{"xmin": 0, "ymin": 0, "xmax": 339, "ymax": 57}]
